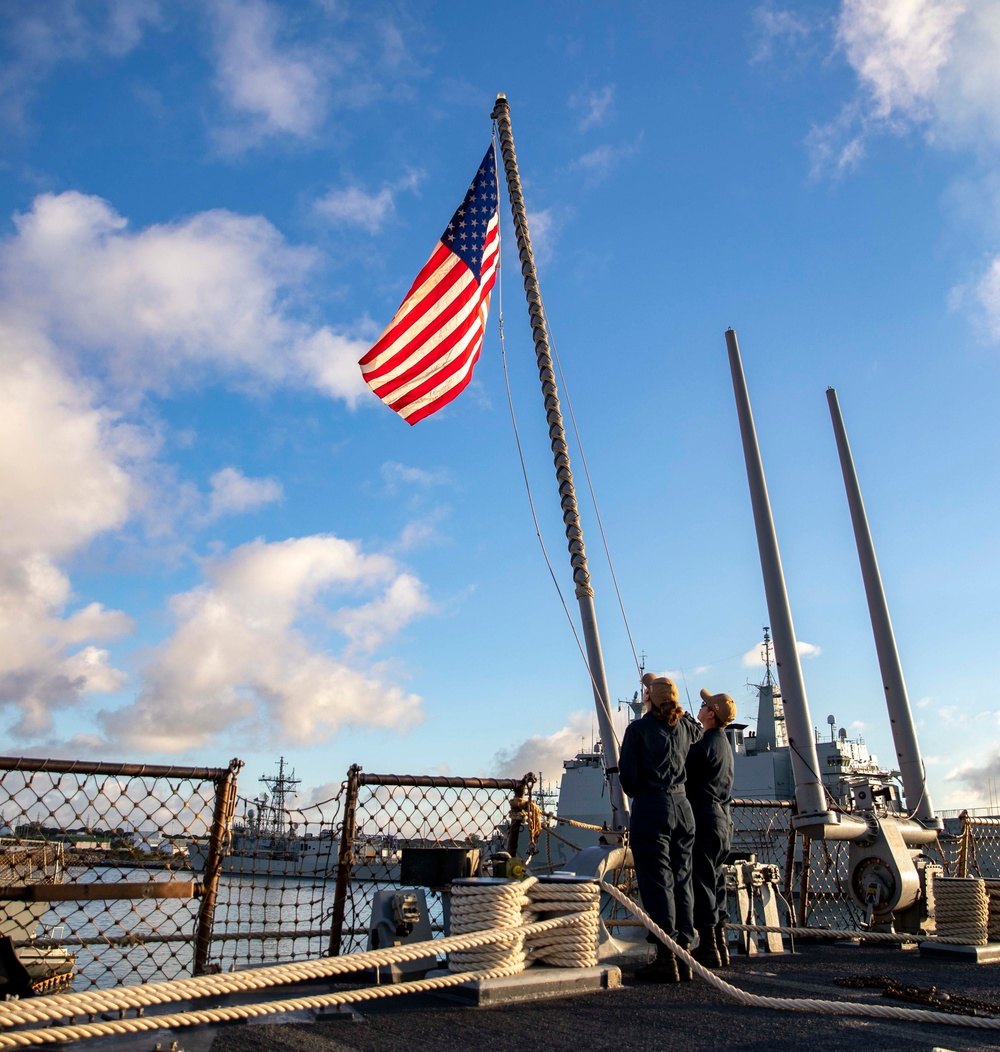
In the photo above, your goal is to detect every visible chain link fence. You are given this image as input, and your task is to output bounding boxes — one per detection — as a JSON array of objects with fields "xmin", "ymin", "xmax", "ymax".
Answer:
[
  {"xmin": 0, "ymin": 756, "xmax": 241, "ymax": 991},
  {"xmin": 4, "ymin": 757, "xmax": 999, "ymax": 994},
  {"xmin": 952, "ymin": 814, "xmax": 1000, "ymax": 880},
  {"xmin": 331, "ymin": 768, "xmax": 535, "ymax": 955}
]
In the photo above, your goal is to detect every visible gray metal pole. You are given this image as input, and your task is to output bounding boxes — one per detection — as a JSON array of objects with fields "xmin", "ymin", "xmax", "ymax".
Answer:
[
  {"xmin": 726, "ymin": 329, "xmax": 848, "ymax": 835},
  {"xmin": 491, "ymin": 94, "xmax": 627, "ymax": 830},
  {"xmin": 826, "ymin": 387, "xmax": 941, "ymax": 830}
]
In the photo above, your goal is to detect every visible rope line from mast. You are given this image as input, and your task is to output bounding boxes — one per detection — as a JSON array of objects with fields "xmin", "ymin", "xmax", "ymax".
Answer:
[
  {"xmin": 492, "ymin": 125, "xmax": 608, "ymax": 709},
  {"xmin": 540, "ymin": 303, "xmax": 641, "ymax": 679}
]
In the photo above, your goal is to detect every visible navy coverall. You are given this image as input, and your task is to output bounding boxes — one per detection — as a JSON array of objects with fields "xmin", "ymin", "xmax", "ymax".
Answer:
[
  {"xmin": 685, "ymin": 727, "xmax": 735, "ymax": 930},
  {"xmin": 619, "ymin": 711, "xmax": 701, "ymax": 944}
]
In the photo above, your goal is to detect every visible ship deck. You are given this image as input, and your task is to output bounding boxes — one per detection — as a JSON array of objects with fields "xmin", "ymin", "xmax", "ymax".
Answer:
[{"xmin": 62, "ymin": 941, "xmax": 999, "ymax": 1052}]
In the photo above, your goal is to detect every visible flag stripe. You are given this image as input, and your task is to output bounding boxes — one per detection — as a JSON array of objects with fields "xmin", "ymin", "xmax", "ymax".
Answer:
[
  {"xmin": 369, "ymin": 222, "xmax": 498, "ymax": 400},
  {"xmin": 374, "ymin": 222, "xmax": 498, "ymax": 418},
  {"xmin": 358, "ymin": 144, "xmax": 499, "ymax": 425},
  {"xmin": 365, "ymin": 217, "xmax": 499, "ymax": 386},
  {"xmin": 364, "ymin": 256, "xmax": 477, "ymax": 384},
  {"xmin": 360, "ymin": 246, "xmax": 465, "ymax": 376}
]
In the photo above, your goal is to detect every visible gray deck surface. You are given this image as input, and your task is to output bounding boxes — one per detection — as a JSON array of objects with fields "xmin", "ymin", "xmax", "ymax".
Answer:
[{"xmin": 61, "ymin": 942, "xmax": 1000, "ymax": 1052}]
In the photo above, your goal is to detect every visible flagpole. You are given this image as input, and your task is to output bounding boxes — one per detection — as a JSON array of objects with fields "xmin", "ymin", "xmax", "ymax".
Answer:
[{"xmin": 491, "ymin": 93, "xmax": 628, "ymax": 831}]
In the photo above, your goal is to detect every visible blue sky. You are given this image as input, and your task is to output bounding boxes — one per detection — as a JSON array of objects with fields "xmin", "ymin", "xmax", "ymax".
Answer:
[{"xmin": 1, "ymin": 0, "xmax": 999, "ymax": 814}]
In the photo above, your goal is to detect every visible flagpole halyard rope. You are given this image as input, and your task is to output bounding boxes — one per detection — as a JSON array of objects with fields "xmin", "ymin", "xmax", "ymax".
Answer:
[{"xmin": 491, "ymin": 92, "xmax": 626, "ymax": 827}]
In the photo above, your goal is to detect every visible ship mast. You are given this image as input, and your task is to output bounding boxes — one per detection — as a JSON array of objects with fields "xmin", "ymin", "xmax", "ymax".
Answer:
[
  {"xmin": 754, "ymin": 627, "xmax": 787, "ymax": 751},
  {"xmin": 825, "ymin": 388, "xmax": 941, "ymax": 830},
  {"xmin": 491, "ymin": 94, "xmax": 627, "ymax": 831},
  {"xmin": 726, "ymin": 328, "xmax": 863, "ymax": 839},
  {"xmin": 260, "ymin": 757, "xmax": 300, "ymax": 838}
]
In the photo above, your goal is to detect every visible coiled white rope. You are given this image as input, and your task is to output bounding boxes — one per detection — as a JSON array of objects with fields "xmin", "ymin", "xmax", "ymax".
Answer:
[
  {"xmin": 447, "ymin": 877, "xmax": 601, "ymax": 971},
  {"xmin": 526, "ymin": 879, "xmax": 600, "ymax": 968},
  {"xmin": 986, "ymin": 880, "xmax": 1000, "ymax": 942},
  {"xmin": 934, "ymin": 877, "xmax": 989, "ymax": 946},
  {"xmin": 598, "ymin": 879, "xmax": 1000, "ymax": 1032},
  {"xmin": 448, "ymin": 878, "xmax": 535, "ymax": 972}
]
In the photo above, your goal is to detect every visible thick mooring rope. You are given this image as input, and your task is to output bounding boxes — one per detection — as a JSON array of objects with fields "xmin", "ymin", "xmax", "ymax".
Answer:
[
  {"xmin": 526, "ymin": 880, "xmax": 600, "ymax": 968},
  {"xmin": 448, "ymin": 878, "xmax": 535, "ymax": 972},
  {"xmin": 0, "ymin": 878, "xmax": 603, "ymax": 1046},
  {"xmin": 598, "ymin": 880, "xmax": 1000, "ymax": 1032},
  {"xmin": 986, "ymin": 880, "xmax": 1000, "ymax": 942},
  {"xmin": 0, "ymin": 917, "xmax": 568, "ymax": 1037},
  {"xmin": 448, "ymin": 877, "xmax": 601, "ymax": 972},
  {"xmin": 935, "ymin": 877, "xmax": 989, "ymax": 946}
]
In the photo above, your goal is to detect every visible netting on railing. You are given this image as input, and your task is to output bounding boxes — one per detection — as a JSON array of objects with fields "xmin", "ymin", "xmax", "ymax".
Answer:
[
  {"xmin": 206, "ymin": 783, "xmax": 345, "ymax": 973},
  {"xmin": 335, "ymin": 772, "xmax": 533, "ymax": 955},
  {"xmin": 957, "ymin": 816, "xmax": 1000, "ymax": 880},
  {"xmin": 730, "ymin": 799, "xmax": 794, "ymax": 868},
  {"xmin": 0, "ymin": 757, "xmax": 239, "ymax": 990}
]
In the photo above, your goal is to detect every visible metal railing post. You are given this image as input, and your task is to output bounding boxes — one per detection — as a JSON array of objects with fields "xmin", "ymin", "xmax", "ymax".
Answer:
[
  {"xmin": 193, "ymin": 758, "xmax": 243, "ymax": 975},
  {"xmin": 957, "ymin": 810, "xmax": 970, "ymax": 878},
  {"xmin": 328, "ymin": 765, "xmax": 360, "ymax": 957}
]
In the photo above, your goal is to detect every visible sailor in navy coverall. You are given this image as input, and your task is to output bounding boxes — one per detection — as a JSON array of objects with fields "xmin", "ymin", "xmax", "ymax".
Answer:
[
  {"xmin": 685, "ymin": 687, "xmax": 736, "ymax": 968},
  {"xmin": 618, "ymin": 673, "xmax": 702, "ymax": 982}
]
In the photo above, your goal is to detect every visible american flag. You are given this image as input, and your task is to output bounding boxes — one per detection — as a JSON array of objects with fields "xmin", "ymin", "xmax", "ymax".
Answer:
[{"xmin": 359, "ymin": 145, "xmax": 500, "ymax": 425}]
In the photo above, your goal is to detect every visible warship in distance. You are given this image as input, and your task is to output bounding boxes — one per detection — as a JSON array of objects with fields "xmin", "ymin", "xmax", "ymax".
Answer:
[
  {"xmin": 536, "ymin": 630, "xmax": 902, "ymax": 874},
  {"xmin": 187, "ymin": 758, "xmax": 400, "ymax": 881}
]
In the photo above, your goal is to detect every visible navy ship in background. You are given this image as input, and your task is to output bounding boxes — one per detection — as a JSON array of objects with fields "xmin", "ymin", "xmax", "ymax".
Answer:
[{"xmin": 536, "ymin": 627, "xmax": 904, "ymax": 872}]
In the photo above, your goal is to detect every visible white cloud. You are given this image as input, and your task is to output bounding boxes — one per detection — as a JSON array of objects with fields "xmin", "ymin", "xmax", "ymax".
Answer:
[
  {"xmin": 526, "ymin": 208, "xmax": 557, "ymax": 266},
  {"xmin": 741, "ymin": 638, "xmax": 821, "ymax": 666},
  {"xmin": 0, "ymin": 325, "xmax": 133, "ymax": 556},
  {"xmin": 0, "ymin": 0, "xmax": 161, "ymax": 126},
  {"xmin": 572, "ymin": 85, "xmax": 615, "ymax": 131},
  {"xmin": 207, "ymin": 467, "xmax": 283, "ymax": 520},
  {"xmin": 315, "ymin": 186, "xmax": 395, "ymax": 233},
  {"xmin": 750, "ymin": 5, "xmax": 814, "ymax": 64},
  {"xmin": 837, "ymin": 0, "xmax": 965, "ymax": 123},
  {"xmin": 98, "ymin": 535, "xmax": 426, "ymax": 753},
  {"xmin": 493, "ymin": 712, "xmax": 594, "ymax": 783},
  {"xmin": 0, "ymin": 191, "xmax": 371, "ymax": 405},
  {"xmin": 0, "ymin": 553, "xmax": 132, "ymax": 738},
  {"xmin": 314, "ymin": 169, "xmax": 423, "ymax": 234},
  {"xmin": 944, "ymin": 747, "xmax": 1000, "ymax": 807},
  {"xmin": 331, "ymin": 573, "xmax": 432, "ymax": 653},
  {"xmin": 571, "ymin": 135, "xmax": 643, "ymax": 182},
  {"xmin": 813, "ymin": 1, "xmax": 1000, "ymax": 173},
  {"xmin": 209, "ymin": 0, "xmax": 328, "ymax": 145},
  {"xmin": 971, "ymin": 255, "xmax": 1000, "ymax": 338},
  {"xmin": 380, "ymin": 461, "xmax": 448, "ymax": 493}
]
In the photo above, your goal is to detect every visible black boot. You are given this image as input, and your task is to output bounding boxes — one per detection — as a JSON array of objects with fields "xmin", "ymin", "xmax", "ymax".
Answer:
[
  {"xmin": 675, "ymin": 936, "xmax": 693, "ymax": 981},
  {"xmin": 715, "ymin": 922, "xmax": 730, "ymax": 967},
  {"xmin": 691, "ymin": 927, "xmax": 722, "ymax": 968},
  {"xmin": 633, "ymin": 941, "xmax": 680, "ymax": 984}
]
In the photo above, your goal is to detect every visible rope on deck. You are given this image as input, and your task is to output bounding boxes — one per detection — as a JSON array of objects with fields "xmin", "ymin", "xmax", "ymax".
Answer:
[
  {"xmin": 0, "ymin": 878, "xmax": 603, "ymax": 1046},
  {"xmin": 598, "ymin": 880, "xmax": 1000, "ymax": 1031},
  {"xmin": 934, "ymin": 877, "xmax": 989, "ymax": 945},
  {"xmin": 726, "ymin": 922, "xmax": 989, "ymax": 946}
]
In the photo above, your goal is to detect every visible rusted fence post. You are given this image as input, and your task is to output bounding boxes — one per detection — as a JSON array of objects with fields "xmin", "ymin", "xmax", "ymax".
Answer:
[
  {"xmin": 956, "ymin": 810, "xmax": 970, "ymax": 878},
  {"xmin": 328, "ymin": 765, "xmax": 360, "ymax": 957},
  {"xmin": 506, "ymin": 774, "xmax": 535, "ymax": 859},
  {"xmin": 193, "ymin": 758, "xmax": 243, "ymax": 975}
]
